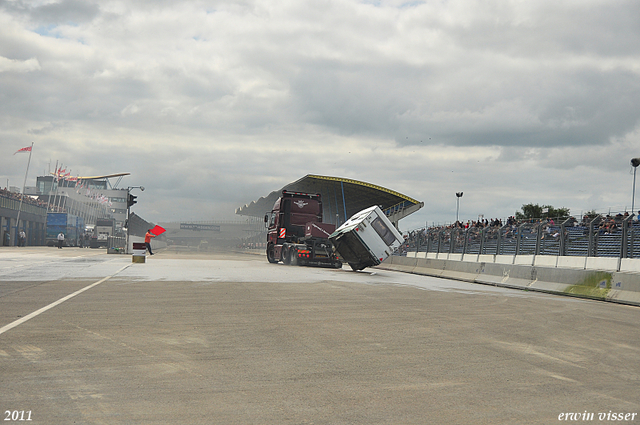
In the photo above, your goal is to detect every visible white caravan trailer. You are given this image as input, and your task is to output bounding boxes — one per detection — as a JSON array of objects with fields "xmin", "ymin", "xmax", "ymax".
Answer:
[{"xmin": 329, "ymin": 206, "xmax": 403, "ymax": 271}]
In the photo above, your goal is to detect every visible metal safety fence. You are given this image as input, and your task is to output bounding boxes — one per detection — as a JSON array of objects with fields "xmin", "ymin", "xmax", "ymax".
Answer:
[
  {"xmin": 401, "ymin": 215, "xmax": 640, "ymax": 258},
  {"xmin": 107, "ymin": 236, "xmax": 126, "ymax": 252}
]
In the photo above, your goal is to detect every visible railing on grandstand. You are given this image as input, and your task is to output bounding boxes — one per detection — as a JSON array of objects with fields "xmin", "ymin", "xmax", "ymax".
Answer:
[
  {"xmin": 400, "ymin": 214, "xmax": 640, "ymax": 259},
  {"xmin": 0, "ymin": 193, "xmax": 48, "ymax": 216}
]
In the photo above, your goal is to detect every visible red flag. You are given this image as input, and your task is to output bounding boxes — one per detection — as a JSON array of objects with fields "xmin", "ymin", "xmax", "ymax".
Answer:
[
  {"xmin": 150, "ymin": 225, "xmax": 166, "ymax": 236},
  {"xmin": 14, "ymin": 146, "xmax": 32, "ymax": 155}
]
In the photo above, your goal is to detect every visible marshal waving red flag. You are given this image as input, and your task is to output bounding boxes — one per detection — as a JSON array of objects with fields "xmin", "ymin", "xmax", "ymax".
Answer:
[{"xmin": 14, "ymin": 146, "xmax": 32, "ymax": 155}]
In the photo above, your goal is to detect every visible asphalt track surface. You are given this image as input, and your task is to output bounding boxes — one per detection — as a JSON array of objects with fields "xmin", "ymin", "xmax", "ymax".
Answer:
[{"xmin": 1, "ymin": 247, "xmax": 639, "ymax": 425}]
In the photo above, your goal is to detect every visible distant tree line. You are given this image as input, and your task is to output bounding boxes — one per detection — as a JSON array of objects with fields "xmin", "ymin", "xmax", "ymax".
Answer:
[{"xmin": 515, "ymin": 203, "xmax": 571, "ymax": 221}]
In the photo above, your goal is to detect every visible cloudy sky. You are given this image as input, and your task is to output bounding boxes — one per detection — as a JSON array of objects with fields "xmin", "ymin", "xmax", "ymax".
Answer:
[{"xmin": 2, "ymin": 0, "xmax": 640, "ymax": 231}]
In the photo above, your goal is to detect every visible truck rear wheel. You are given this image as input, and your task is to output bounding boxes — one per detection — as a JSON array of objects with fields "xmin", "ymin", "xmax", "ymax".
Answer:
[
  {"xmin": 289, "ymin": 248, "xmax": 298, "ymax": 266},
  {"xmin": 282, "ymin": 246, "xmax": 291, "ymax": 265}
]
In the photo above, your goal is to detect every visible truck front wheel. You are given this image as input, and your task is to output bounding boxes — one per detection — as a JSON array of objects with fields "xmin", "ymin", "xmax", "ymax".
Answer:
[{"xmin": 267, "ymin": 244, "xmax": 278, "ymax": 263}]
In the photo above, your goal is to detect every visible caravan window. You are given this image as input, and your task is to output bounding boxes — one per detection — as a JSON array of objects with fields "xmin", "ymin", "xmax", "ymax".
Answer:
[{"xmin": 371, "ymin": 217, "xmax": 396, "ymax": 246}]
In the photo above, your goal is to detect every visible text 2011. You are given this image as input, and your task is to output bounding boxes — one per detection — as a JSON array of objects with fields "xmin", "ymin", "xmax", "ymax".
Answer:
[{"xmin": 4, "ymin": 411, "xmax": 32, "ymax": 421}]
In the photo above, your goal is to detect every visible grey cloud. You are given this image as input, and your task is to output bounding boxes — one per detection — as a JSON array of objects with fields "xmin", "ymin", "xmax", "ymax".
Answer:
[
  {"xmin": 2, "ymin": 0, "xmax": 640, "ymax": 226},
  {"xmin": 288, "ymin": 58, "xmax": 640, "ymax": 148},
  {"xmin": 0, "ymin": 0, "xmax": 100, "ymax": 25},
  {"xmin": 437, "ymin": 2, "xmax": 640, "ymax": 59},
  {"xmin": 0, "ymin": 56, "xmax": 40, "ymax": 72},
  {"xmin": 7, "ymin": 0, "xmax": 638, "ymax": 149},
  {"xmin": 27, "ymin": 121, "xmax": 70, "ymax": 135}
]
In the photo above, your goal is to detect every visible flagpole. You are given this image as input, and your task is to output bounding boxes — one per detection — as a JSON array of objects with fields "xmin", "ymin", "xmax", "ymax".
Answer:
[
  {"xmin": 47, "ymin": 160, "xmax": 58, "ymax": 211},
  {"xmin": 54, "ymin": 165, "xmax": 64, "ymax": 212},
  {"xmin": 14, "ymin": 142, "xmax": 34, "ymax": 246}
]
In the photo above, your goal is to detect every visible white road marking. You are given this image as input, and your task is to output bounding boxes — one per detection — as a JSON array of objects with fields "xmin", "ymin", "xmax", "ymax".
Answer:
[{"xmin": 0, "ymin": 264, "xmax": 131, "ymax": 336}]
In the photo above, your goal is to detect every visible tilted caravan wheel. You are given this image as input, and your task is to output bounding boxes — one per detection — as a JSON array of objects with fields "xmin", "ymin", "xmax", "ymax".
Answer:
[{"xmin": 349, "ymin": 263, "xmax": 366, "ymax": 271}]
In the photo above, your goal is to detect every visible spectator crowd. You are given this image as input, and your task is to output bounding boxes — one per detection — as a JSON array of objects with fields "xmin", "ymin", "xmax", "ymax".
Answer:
[
  {"xmin": 1, "ymin": 187, "xmax": 64, "ymax": 212},
  {"xmin": 400, "ymin": 211, "xmax": 639, "ymax": 254}
]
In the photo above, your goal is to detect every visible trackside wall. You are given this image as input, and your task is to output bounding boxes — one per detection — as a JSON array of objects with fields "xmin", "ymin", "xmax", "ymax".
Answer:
[{"xmin": 379, "ymin": 254, "xmax": 640, "ymax": 306}]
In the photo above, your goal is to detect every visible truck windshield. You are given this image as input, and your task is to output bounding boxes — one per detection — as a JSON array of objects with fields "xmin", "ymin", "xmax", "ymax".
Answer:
[
  {"xmin": 371, "ymin": 217, "xmax": 397, "ymax": 246},
  {"xmin": 269, "ymin": 212, "xmax": 277, "ymax": 227}
]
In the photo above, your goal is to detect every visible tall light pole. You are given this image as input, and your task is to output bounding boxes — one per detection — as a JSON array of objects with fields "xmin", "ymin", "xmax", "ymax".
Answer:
[
  {"xmin": 456, "ymin": 192, "xmax": 463, "ymax": 223},
  {"xmin": 632, "ymin": 158, "xmax": 640, "ymax": 215}
]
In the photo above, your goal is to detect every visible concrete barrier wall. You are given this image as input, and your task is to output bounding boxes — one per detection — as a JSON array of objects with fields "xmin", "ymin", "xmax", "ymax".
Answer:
[
  {"xmin": 400, "ymin": 253, "xmax": 640, "ymax": 273},
  {"xmin": 556, "ymin": 256, "xmax": 587, "ymax": 269},
  {"xmin": 448, "ymin": 253, "xmax": 463, "ymax": 262},
  {"xmin": 381, "ymin": 255, "xmax": 640, "ymax": 307},
  {"xmin": 495, "ymin": 255, "xmax": 514, "ymax": 265},
  {"xmin": 620, "ymin": 258, "xmax": 640, "ymax": 273},
  {"xmin": 514, "ymin": 255, "xmax": 534, "ymax": 266},
  {"xmin": 585, "ymin": 257, "xmax": 620, "ymax": 271},
  {"xmin": 534, "ymin": 255, "xmax": 558, "ymax": 268}
]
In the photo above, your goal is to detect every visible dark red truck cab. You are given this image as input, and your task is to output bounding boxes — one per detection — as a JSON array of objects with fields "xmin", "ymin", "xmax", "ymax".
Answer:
[{"xmin": 265, "ymin": 191, "xmax": 342, "ymax": 268}]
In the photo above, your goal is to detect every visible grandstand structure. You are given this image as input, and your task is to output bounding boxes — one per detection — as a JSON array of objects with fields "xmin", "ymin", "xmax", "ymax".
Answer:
[
  {"xmin": 30, "ymin": 173, "xmax": 130, "ymax": 229},
  {"xmin": 2, "ymin": 172, "xmax": 132, "ymax": 246},
  {"xmin": 236, "ymin": 174, "xmax": 424, "ymax": 228},
  {"xmin": 402, "ymin": 215, "xmax": 640, "ymax": 259},
  {"xmin": 1, "ymin": 188, "xmax": 47, "ymax": 246}
]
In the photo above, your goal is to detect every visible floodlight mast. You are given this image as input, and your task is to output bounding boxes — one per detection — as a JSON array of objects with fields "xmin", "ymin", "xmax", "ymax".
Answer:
[
  {"xmin": 455, "ymin": 192, "xmax": 463, "ymax": 223},
  {"xmin": 632, "ymin": 158, "xmax": 640, "ymax": 215}
]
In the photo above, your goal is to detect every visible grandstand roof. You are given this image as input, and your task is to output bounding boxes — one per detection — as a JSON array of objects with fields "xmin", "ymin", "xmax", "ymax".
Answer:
[
  {"xmin": 235, "ymin": 174, "xmax": 424, "ymax": 226},
  {"xmin": 77, "ymin": 172, "xmax": 131, "ymax": 180},
  {"xmin": 48, "ymin": 172, "xmax": 131, "ymax": 180}
]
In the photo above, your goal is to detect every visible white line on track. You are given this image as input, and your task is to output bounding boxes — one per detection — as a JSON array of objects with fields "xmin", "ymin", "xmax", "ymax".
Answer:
[
  {"xmin": 0, "ymin": 263, "xmax": 131, "ymax": 336},
  {"xmin": 0, "ymin": 251, "xmax": 107, "ymax": 272}
]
